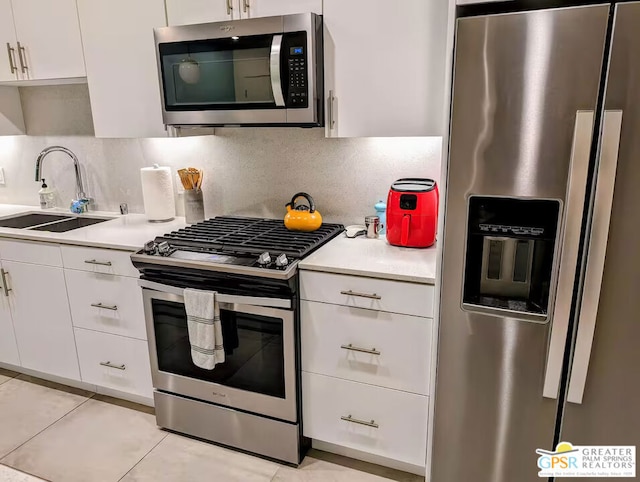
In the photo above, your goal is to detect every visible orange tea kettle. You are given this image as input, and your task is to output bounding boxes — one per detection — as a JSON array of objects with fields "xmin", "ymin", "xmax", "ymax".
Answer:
[{"xmin": 284, "ymin": 192, "xmax": 323, "ymax": 232}]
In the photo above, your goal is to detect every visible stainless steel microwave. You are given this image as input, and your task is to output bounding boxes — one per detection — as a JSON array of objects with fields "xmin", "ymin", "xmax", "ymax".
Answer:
[{"xmin": 154, "ymin": 13, "xmax": 323, "ymax": 128}]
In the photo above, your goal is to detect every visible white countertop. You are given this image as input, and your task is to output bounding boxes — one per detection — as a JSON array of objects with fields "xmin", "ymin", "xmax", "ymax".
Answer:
[
  {"xmin": 298, "ymin": 234, "xmax": 438, "ymax": 284},
  {"xmin": 0, "ymin": 204, "xmax": 187, "ymax": 251}
]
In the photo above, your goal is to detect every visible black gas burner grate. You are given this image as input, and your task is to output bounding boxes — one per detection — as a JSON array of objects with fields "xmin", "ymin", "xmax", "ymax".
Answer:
[{"xmin": 155, "ymin": 216, "xmax": 344, "ymax": 258}]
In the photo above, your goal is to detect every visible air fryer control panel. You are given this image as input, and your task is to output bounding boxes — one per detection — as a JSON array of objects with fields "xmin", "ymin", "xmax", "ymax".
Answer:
[
  {"xmin": 400, "ymin": 194, "xmax": 418, "ymax": 210},
  {"xmin": 283, "ymin": 32, "xmax": 308, "ymax": 108}
]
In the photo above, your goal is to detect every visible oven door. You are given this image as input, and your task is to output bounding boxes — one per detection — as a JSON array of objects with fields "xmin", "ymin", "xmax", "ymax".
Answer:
[
  {"xmin": 142, "ymin": 287, "xmax": 297, "ymax": 422},
  {"xmin": 154, "ymin": 13, "xmax": 321, "ymax": 126}
]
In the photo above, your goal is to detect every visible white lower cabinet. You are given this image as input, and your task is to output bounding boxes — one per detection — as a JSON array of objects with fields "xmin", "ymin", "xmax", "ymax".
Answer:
[
  {"xmin": 65, "ymin": 269, "xmax": 147, "ymax": 340},
  {"xmin": 302, "ymin": 372, "xmax": 428, "ymax": 467},
  {"xmin": 301, "ymin": 300, "xmax": 431, "ymax": 395},
  {"xmin": 3, "ymin": 260, "xmax": 79, "ymax": 380},
  {"xmin": 74, "ymin": 328, "xmax": 153, "ymax": 399},
  {"xmin": 300, "ymin": 269, "xmax": 434, "ymax": 471},
  {"xmin": 0, "ymin": 262, "xmax": 19, "ymax": 366}
]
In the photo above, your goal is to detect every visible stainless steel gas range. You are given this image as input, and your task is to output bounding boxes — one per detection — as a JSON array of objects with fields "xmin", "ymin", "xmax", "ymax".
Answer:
[{"xmin": 131, "ymin": 216, "xmax": 343, "ymax": 464}]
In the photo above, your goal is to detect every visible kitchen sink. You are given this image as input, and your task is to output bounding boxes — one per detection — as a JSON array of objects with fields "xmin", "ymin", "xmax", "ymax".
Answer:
[
  {"xmin": 30, "ymin": 217, "xmax": 112, "ymax": 233},
  {"xmin": 0, "ymin": 213, "xmax": 72, "ymax": 229}
]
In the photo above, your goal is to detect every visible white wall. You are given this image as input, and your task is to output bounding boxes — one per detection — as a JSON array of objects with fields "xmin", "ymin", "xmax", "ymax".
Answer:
[{"xmin": 0, "ymin": 87, "xmax": 442, "ymax": 226}]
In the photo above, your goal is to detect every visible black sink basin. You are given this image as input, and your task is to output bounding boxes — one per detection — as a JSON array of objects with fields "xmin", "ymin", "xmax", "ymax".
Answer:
[
  {"xmin": 0, "ymin": 213, "xmax": 72, "ymax": 229},
  {"xmin": 31, "ymin": 217, "xmax": 112, "ymax": 233}
]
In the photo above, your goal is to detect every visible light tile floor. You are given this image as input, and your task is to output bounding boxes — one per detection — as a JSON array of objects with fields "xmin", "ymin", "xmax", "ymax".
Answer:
[{"xmin": 0, "ymin": 368, "xmax": 424, "ymax": 482}]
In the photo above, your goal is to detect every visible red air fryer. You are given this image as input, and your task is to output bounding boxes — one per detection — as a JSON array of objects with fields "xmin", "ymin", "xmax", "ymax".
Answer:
[{"xmin": 386, "ymin": 178, "xmax": 439, "ymax": 248}]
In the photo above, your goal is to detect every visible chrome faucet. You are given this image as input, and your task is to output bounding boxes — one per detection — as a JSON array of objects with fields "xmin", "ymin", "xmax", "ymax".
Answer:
[{"xmin": 35, "ymin": 146, "xmax": 90, "ymax": 211}]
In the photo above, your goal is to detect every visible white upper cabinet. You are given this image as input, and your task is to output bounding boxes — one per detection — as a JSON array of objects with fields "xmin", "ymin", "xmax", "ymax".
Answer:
[
  {"xmin": 323, "ymin": 0, "xmax": 448, "ymax": 137},
  {"xmin": 166, "ymin": 0, "xmax": 234, "ymax": 25},
  {"xmin": 167, "ymin": 0, "xmax": 321, "ymax": 25},
  {"xmin": 10, "ymin": 0, "xmax": 86, "ymax": 80},
  {"xmin": 0, "ymin": 0, "xmax": 19, "ymax": 82},
  {"xmin": 238, "ymin": 0, "xmax": 321, "ymax": 18},
  {"xmin": 77, "ymin": 0, "xmax": 167, "ymax": 138}
]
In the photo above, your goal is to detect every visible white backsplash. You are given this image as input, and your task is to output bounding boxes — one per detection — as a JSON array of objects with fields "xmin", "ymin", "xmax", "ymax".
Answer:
[{"xmin": 0, "ymin": 87, "xmax": 442, "ymax": 226}]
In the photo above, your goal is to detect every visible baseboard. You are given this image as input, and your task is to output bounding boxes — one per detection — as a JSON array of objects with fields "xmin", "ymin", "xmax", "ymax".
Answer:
[
  {"xmin": 0, "ymin": 362, "xmax": 96, "ymax": 392},
  {"xmin": 311, "ymin": 439, "xmax": 426, "ymax": 476},
  {"xmin": 0, "ymin": 363, "xmax": 154, "ymax": 407},
  {"xmin": 95, "ymin": 386, "xmax": 154, "ymax": 407}
]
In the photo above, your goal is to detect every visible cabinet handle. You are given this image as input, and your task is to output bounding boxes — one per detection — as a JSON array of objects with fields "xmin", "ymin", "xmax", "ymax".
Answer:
[
  {"xmin": 0, "ymin": 269, "xmax": 10, "ymax": 297},
  {"xmin": 226, "ymin": 0, "xmax": 233, "ymax": 15},
  {"xmin": 328, "ymin": 90, "xmax": 336, "ymax": 129},
  {"xmin": 5, "ymin": 43, "xmax": 17, "ymax": 74},
  {"xmin": 242, "ymin": 0, "xmax": 249, "ymax": 13},
  {"xmin": 340, "ymin": 290, "xmax": 381, "ymax": 300},
  {"xmin": 84, "ymin": 259, "xmax": 112, "ymax": 267},
  {"xmin": 341, "ymin": 415, "xmax": 379, "ymax": 429},
  {"xmin": 91, "ymin": 302, "xmax": 118, "ymax": 311},
  {"xmin": 100, "ymin": 361, "xmax": 126, "ymax": 370},
  {"xmin": 341, "ymin": 343, "xmax": 380, "ymax": 356},
  {"xmin": 16, "ymin": 42, "xmax": 27, "ymax": 73}
]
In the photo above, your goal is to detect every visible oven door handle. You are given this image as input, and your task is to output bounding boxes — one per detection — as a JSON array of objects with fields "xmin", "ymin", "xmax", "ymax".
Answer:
[{"xmin": 138, "ymin": 279, "xmax": 292, "ymax": 309}]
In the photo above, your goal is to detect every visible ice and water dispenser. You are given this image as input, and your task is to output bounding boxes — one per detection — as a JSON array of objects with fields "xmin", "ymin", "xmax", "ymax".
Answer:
[{"xmin": 462, "ymin": 197, "xmax": 561, "ymax": 320}]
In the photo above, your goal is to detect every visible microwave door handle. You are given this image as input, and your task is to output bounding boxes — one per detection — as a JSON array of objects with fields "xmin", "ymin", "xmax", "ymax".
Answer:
[
  {"xmin": 138, "ymin": 279, "xmax": 291, "ymax": 309},
  {"xmin": 270, "ymin": 34, "xmax": 286, "ymax": 107}
]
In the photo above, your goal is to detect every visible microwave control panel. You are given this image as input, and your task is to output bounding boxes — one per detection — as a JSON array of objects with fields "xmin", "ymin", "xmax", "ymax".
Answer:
[{"xmin": 284, "ymin": 32, "xmax": 308, "ymax": 108}]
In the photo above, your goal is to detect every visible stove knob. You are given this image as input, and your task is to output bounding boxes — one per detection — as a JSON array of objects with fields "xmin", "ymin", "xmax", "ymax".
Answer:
[
  {"xmin": 275, "ymin": 253, "xmax": 289, "ymax": 268},
  {"xmin": 257, "ymin": 252, "xmax": 272, "ymax": 266},
  {"xmin": 143, "ymin": 240, "xmax": 157, "ymax": 255},
  {"xmin": 157, "ymin": 241, "xmax": 171, "ymax": 256}
]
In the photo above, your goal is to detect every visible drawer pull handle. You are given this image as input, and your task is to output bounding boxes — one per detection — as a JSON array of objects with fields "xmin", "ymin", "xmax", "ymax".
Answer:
[
  {"xmin": 100, "ymin": 361, "xmax": 126, "ymax": 370},
  {"xmin": 341, "ymin": 344, "xmax": 380, "ymax": 356},
  {"xmin": 0, "ymin": 269, "xmax": 11, "ymax": 297},
  {"xmin": 91, "ymin": 303, "xmax": 118, "ymax": 311},
  {"xmin": 341, "ymin": 415, "xmax": 379, "ymax": 429},
  {"xmin": 340, "ymin": 290, "xmax": 381, "ymax": 300},
  {"xmin": 85, "ymin": 259, "xmax": 112, "ymax": 267}
]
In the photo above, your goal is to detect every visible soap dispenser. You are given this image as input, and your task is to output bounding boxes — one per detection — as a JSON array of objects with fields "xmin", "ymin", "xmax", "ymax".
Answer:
[
  {"xmin": 38, "ymin": 179, "xmax": 56, "ymax": 209},
  {"xmin": 375, "ymin": 200, "xmax": 387, "ymax": 235}
]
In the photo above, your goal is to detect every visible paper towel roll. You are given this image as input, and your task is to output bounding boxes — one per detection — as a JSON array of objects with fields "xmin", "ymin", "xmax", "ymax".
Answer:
[{"xmin": 141, "ymin": 165, "xmax": 176, "ymax": 222}]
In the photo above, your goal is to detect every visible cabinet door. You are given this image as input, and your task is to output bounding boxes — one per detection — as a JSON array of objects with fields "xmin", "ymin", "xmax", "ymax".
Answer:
[
  {"xmin": 323, "ymin": 0, "xmax": 448, "ymax": 137},
  {"xmin": 166, "ymin": 0, "xmax": 235, "ymax": 25},
  {"xmin": 11, "ymin": 0, "xmax": 86, "ymax": 80},
  {"xmin": 239, "ymin": 0, "xmax": 321, "ymax": 19},
  {"xmin": 0, "ymin": 262, "xmax": 19, "ymax": 366},
  {"xmin": 4, "ymin": 261, "xmax": 80, "ymax": 380},
  {"xmin": 77, "ymin": 0, "xmax": 167, "ymax": 138},
  {"xmin": 0, "ymin": 0, "xmax": 19, "ymax": 82}
]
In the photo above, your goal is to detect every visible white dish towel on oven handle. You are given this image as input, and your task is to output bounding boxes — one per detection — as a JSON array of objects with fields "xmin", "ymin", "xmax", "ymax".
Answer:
[{"xmin": 184, "ymin": 288, "xmax": 225, "ymax": 370}]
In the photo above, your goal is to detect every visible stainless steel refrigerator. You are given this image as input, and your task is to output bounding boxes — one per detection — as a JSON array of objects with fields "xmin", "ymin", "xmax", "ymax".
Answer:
[{"xmin": 433, "ymin": 3, "xmax": 640, "ymax": 481}]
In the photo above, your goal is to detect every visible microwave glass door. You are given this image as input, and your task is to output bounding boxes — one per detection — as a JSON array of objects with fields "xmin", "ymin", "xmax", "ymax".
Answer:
[
  {"xmin": 151, "ymin": 297, "xmax": 286, "ymax": 398},
  {"xmin": 158, "ymin": 32, "xmax": 309, "ymax": 111}
]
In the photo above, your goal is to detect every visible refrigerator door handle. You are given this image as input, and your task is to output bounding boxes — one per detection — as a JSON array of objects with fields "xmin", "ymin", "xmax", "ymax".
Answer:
[
  {"xmin": 543, "ymin": 110, "xmax": 595, "ymax": 399},
  {"xmin": 567, "ymin": 110, "xmax": 623, "ymax": 404}
]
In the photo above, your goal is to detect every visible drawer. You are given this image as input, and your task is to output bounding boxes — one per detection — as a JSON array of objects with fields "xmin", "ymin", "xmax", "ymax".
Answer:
[
  {"xmin": 74, "ymin": 328, "xmax": 153, "ymax": 399},
  {"xmin": 61, "ymin": 245, "xmax": 138, "ymax": 277},
  {"xmin": 302, "ymin": 372, "xmax": 428, "ymax": 467},
  {"xmin": 301, "ymin": 301, "xmax": 431, "ymax": 395},
  {"xmin": 65, "ymin": 270, "xmax": 147, "ymax": 340},
  {"xmin": 300, "ymin": 270, "xmax": 434, "ymax": 317},
  {"xmin": 0, "ymin": 239, "xmax": 62, "ymax": 266}
]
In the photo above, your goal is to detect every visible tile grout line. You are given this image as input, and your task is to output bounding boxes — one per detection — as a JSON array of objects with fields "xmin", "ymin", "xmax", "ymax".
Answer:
[
  {"xmin": 116, "ymin": 432, "xmax": 169, "ymax": 482},
  {"xmin": 0, "ymin": 392, "xmax": 96, "ymax": 466}
]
